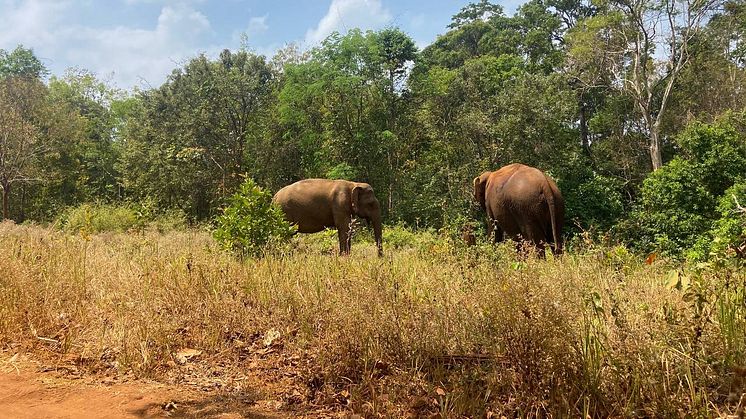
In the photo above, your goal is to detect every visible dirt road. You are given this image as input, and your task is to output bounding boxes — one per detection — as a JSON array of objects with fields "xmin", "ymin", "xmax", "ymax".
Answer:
[{"xmin": 0, "ymin": 358, "xmax": 284, "ymax": 418}]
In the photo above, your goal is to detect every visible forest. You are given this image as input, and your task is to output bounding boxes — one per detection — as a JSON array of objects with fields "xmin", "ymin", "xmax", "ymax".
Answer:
[
  {"xmin": 0, "ymin": 0, "xmax": 742, "ymax": 260},
  {"xmin": 1, "ymin": 0, "xmax": 746, "ymax": 416}
]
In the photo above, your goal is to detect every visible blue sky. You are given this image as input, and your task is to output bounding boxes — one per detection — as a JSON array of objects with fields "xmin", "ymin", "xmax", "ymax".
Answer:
[{"xmin": 0, "ymin": 0, "xmax": 523, "ymax": 90}]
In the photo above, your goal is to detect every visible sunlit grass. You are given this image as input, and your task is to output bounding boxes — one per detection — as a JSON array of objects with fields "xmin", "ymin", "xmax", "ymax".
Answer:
[{"xmin": 0, "ymin": 220, "xmax": 744, "ymax": 417}]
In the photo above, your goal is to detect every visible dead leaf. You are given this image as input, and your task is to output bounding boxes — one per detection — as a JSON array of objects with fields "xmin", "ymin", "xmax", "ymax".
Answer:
[
  {"xmin": 435, "ymin": 387, "xmax": 446, "ymax": 396},
  {"xmin": 174, "ymin": 348, "xmax": 202, "ymax": 364},
  {"xmin": 263, "ymin": 328, "xmax": 281, "ymax": 347},
  {"xmin": 255, "ymin": 347, "xmax": 275, "ymax": 356},
  {"xmin": 645, "ymin": 252, "xmax": 657, "ymax": 265}
]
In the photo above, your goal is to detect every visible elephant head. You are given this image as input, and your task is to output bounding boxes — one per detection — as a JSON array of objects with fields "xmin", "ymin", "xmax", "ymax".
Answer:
[
  {"xmin": 473, "ymin": 172, "xmax": 490, "ymax": 210},
  {"xmin": 352, "ymin": 184, "xmax": 383, "ymax": 256}
]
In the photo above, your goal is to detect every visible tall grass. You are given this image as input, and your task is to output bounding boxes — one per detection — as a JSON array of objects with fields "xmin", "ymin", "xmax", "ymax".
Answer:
[{"xmin": 0, "ymin": 220, "xmax": 744, "ymax": 417}]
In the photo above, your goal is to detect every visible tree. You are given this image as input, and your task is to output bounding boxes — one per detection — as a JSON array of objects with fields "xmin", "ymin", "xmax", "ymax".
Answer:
[
  {"xmin": 568, "ymin": 0, "xmax": 724, "ymax": 170},
  {"xmin": 120, "ymin": 49, "xmax": 275, "ymax": 219},
  {"xmin": 0, "ymin": 45, "xmax": 48, "ymax": 80},
  {"xmin": 448, "ymin": 0, "xmax": 505, "ymax": 29},
  {"xmin": 0, "ymin": 78, "xmax": 45, "ymax": 219},
  {"xmin": 47, "ymin": 69, "xmax": 123, "ymax": 204},
  {"xmin": 278, "ymin": 28, "xmax": 417, "ymax": 216}
]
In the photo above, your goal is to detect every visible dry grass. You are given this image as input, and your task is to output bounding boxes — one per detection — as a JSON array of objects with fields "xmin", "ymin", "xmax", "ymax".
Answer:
[{"xmin": 1, "ymin": 220, "xmax": 744, "ymax": 417}]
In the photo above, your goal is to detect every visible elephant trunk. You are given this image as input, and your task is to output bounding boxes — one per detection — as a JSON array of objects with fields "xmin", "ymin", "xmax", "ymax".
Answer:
[{"xmin": 372, "ymin": 215, "xmax": 383, "ymax": 257}]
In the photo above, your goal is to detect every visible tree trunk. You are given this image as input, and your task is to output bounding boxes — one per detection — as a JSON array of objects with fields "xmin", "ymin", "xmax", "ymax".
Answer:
[
  {"xmin": 579, "ymin": 101, "xmax": 590, "ymax": 156},
  {"xmin": 19, "ymin": 184, "xmax": 25, "ymax": 223},
  {"xmin": 1, "ymin": 181, "xmax": 10, "ymax": 220},
  {"xmin": 649, "ymin": 129, "xmax": 663, "ymax": 171}
]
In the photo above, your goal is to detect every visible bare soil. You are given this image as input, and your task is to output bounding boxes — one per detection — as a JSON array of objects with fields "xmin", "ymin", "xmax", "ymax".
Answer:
[{"xmin": 0, "ymin": 353, "xmax": 327, "ymax": 418}]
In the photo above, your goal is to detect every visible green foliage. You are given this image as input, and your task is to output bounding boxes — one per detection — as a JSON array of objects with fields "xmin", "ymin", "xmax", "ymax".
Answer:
[
  {"xmin": 119, "ymin": 50, "xmax": 275, "ymax": 219},
  {"xmin": 676, "ymin": 120, "xmax": 746, "ymax": 194},
  {"xmin": 618, "ymin": 120, "xmax": 746, "ymax": 256},
  {"xmin": 0, "ymin": 45, "xmax": 48, "ymax": 79},
  {"xmin": 382, "ymin": 224, "xmax": 439, "ymax": 250},
  {"xmin": 618, "ymin": 160, "xmax": 715, "ymax": 255},
  {"xmin": 325, "ymin": 163, "xmax": 357, "ymax": 180},
  {"xmin": 57, "ymin": 202, "xmax": 188, "ymax": 234},
  {"xmin": 689, "ymin": 182, "xmax": 746, "ymax": 264},
  {"xmin": 556, "ymin": 156, "xmax": 625, "ymax": 235},
  {"xmin": 59, "ymin": 204, "xmax": 139, "ymax": 234},
  {"xmin": 213, "ymin": 179, "xmax": 295, "ymax": 257}
]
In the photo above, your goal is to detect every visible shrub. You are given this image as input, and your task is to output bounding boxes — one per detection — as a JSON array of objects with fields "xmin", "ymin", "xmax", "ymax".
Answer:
[
  {"xmin": 617, "ymin": 159, "xmax": 714, "ymax": 255},
  {"xmin": 59, "ymin": 203, "xmax": 140, "ymax": 234},
  {"xmin": 382, "ymin": 224, "xmax": 439, "ymax": 250},
  {"xmin": 58, "ymin": 202, "xmax": 189, "ymax": 235},
  {"xmin": 556, "ymin": 156, "xmax": 625, "ymax": 236},
  {"xmin": 213, "ymin": 178, "xmax": 295, "ymax": 257},
  {"xmin": 618, "ymin": 119, "xmax": 746, "ymax": 257},
  {"xmin": 689, "ymin": 181, "xmax": 746, "ymax": 264},
  {"xmin": 676, "ymin": 120, "xmax": 746, "ymax": 195}
]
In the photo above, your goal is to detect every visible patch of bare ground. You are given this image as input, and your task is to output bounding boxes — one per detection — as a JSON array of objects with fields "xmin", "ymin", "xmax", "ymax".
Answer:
[{"xmin": 0, "ymin": 350, "xmax": 339, "ymax": 418}]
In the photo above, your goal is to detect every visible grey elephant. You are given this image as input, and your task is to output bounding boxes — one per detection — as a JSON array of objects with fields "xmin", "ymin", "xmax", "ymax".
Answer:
[
  {"xmin": 272, "ymin": 179, "xmax": 383, "ymax": 256},
  {"xmin": 473, "ymin": 163, "xmax": 564, "ymax": 254}
]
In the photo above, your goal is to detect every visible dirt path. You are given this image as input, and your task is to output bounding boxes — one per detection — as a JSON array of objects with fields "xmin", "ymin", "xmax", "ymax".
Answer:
[{"xmin": 0, "ymin": 357, "xmax": 286, "ymax": 418}]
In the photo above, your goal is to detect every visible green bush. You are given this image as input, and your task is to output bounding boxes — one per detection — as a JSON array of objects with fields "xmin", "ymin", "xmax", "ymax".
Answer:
[
  {"xmin": 213, "ymin": 178, "xmax": 296, "ymax": 257},
  {"xmin": 383, "ymin": 224, "xmax": 439, "ymax": 250},
  {"xmin": 58, "ymin": 202, "xmax": 189, "ymax": 235},
  {"xmin": 676, "ymin": 120, "xmax": 746, "ymax": 195},
  {"xmin": 617, "ymin": 119, "xmax": 746, "ymax": 257},
  {"xmin": 556, "ymin": 156, "xmax": 625, "ymax": 236},
  {"xmin": 689, "ymin": 182, "xmax": 746, "ymax": 264},
  {"xmin": 146, "ymin": 209, "xmax": 189, "ymax": 233},
  {"xmin": 617, "ymin": 159, "xmax": 714, "ymax": 255},
  {"xmin": 59, "ymin": 203, "xmax": 140, "ymax": 234}
]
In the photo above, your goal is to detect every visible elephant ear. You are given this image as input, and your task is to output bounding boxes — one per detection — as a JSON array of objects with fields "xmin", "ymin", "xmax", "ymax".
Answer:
[
  {"xmin": 473, "ymin": 174, "xmax": 487, "ymax": 209},
  {"xmin": 351, "ymin": 185, "xmax": 362, "ymax": 215}
]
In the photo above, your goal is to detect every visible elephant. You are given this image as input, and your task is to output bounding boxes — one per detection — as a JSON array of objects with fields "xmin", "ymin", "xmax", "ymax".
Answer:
[
  {"xmin": 272, "ymin": 179, "xmax": 383, "ymax": 256},
  {"xmin": 473, "ymin": 163, "xmax": 564, "ymax": 255}
]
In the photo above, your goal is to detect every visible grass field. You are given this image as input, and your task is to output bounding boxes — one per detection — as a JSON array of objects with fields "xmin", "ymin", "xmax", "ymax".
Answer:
[{"xmin": 1, "ymin": 220, "xmax": 744, "ymax": 417}]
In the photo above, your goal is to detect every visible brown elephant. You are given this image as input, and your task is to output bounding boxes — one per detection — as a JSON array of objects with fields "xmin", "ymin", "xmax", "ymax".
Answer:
[
  {"xmin": 473, "ymin": 163, "xmax": 564, "ymax": 255},
  {"xmin": 272, "ymin": 179, "xmax": 383, "ymax": 256}
]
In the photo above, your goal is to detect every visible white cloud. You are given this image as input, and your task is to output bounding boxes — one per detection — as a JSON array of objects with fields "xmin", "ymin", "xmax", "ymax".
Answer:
[
  {"xmin": 247, "ymin": 14, "xmax": 269, "ymax": 35},
  {"xmin": 305, "ymin": 0, "xmax": 391, "ymax": 46},
  {"xmin": 0, "ymin": 1, "xmax": 214, "ymax": 89},
  {"xmin": 0, "ymin": 0, "xmax": 70, "ymax": 48},
  {"xmin": 60, "ymin": 5, "xmax": 212, "ymax": 88},
  {"xmin": 232, "ymin": 14, "xmax": 271, "ymax": 53}
]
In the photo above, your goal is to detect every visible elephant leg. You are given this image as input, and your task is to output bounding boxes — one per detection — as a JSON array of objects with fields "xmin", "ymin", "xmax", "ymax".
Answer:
[
  {"xmin": 336, "ymin": 217, "xmax": 353, "ymax": 255},
  {"xmin": 522, "ymin": 224, "xmax": 547, "ymax": 258},
  {"xmin": 493, "ymin": 223, "xmax": 504, "ymax": 244},
  {"xmin": 487, "ymin": 219, "xmax": 503, "ymax": 244}
]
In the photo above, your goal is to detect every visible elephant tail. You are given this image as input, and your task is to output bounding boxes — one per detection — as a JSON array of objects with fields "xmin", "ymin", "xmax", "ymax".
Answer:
[{"xmin": 543, "ymin": 180, "xmax": 562, "ymax": 255}]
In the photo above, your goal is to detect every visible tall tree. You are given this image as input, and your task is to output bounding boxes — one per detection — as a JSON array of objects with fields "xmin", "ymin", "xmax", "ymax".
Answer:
[
  {"xmin": 47, "ymin": 69, "xmax": 123, "ymax": 204},
  {"xmin": 278, "ymin": 28, "xmax": 417, "ymax": 216},
  {"xmin": 568, "ymin": 0, "xmax": 724, "ymax": 170},
  {"xmin": 0, "ymin": 78, "xmax": 45, "ymax": 219},
  {"xmin": 120, "ymin": 49, "xmax": 275, "ymax": 218},
  {"xmin": 0, "ymin": 45, "xmax": 48, "ymax": 80}
]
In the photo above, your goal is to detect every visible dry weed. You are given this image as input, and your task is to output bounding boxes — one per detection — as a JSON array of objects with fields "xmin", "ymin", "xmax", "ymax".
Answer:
[{"xmin": 0, "ymin": 221, "xmax": 744, "ymax": 417}]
